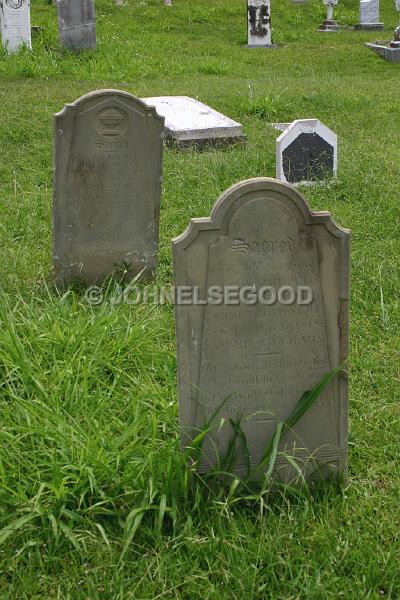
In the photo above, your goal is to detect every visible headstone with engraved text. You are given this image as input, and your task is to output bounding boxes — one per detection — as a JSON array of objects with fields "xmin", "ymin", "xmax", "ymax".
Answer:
[
  {"xmin": 53, "ymin": 90, "xmax": 164, "ymax": 284},
  {"xmin": 0, "ymin": 0, "xmax": 31, "ymax": 54},
  {"xmin": 173, "ymin": 178, "xmax": 350, "ymax": 482}
]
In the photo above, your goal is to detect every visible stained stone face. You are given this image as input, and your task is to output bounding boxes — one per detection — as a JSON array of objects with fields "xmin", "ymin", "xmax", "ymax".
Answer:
[
  {"xmin": 0, "ymin": 0, "xmax": 31, "ymax": 54},
  {"xmin": 276, "ymin": 119, "xmax": 337, "ymax": 185},
  {"xmin": 173, "ymin": 178, "xmax": 350, "ymax": 482},
  {"xmin": 247, "ymin": 0, "xmax": 272, "ymax": 47},
  {"xmin": 53, "ymin": 90, "xmax": 164, "ymax": 284},
  {"xmin": 57, "ymin": 0, "xmax": 96, "ymax": 51},
  {"xmin": 283, "ymin": 133, "xmax": 334, "ymax": 184}
]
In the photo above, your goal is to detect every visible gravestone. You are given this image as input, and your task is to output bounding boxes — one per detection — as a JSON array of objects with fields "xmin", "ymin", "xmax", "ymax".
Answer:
[
  {"xmin": 53, "ymin": 90, "xmax": 164, "ymax": 284},
  {"xmin": 276, "ymin": 119, "xmax": 337, "ymax": 185},
  {"xmin": 142, "ymin": 96, "xmax": 244, "ymax": 148},
  {"xmin": 247, "ymin": 0, "xmax": 275, "ymax": 47},
  {"xmin": 318, "ymin": 0, "xmax": 339, "ymax": 31},
  {"xmin": 173, "ymin": 178, "xmax": 350, "ymax": 482},
  {"xmin": 0, "ymin": 0, "xmax": 31, "ymax": 54},
  {"xmin": 366, "ymin": 1, "xmax": 400, "ymax": 62},
  {"xmin": 355, "ymin": 0, "xmax": 384, "ymax": 30},
  {"xmin": 56, "ymin": 0, "xmax": 96, "ymax": 51}
]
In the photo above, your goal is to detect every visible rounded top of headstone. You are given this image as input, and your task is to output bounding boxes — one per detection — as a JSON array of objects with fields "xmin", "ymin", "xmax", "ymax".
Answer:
[
  {"xmin": 55, "ymin": 89, "xmax": 165, "ymax": 125},
  {"xmin": 173, "ymin": 178, "xmax": 350, "ymax": 248}
]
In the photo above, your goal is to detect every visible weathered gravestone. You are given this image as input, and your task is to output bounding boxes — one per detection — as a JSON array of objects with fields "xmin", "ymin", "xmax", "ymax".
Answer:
[
  {"xmin": 53, "ymin": 90, "xmax": 164, "ymax": 284},
  {"xmin": 142, "ymin": 96, "xmax": 244, "ymax": 148},
  {"xmin": 0, "ymin": 0, "xmax": 31, "ymax": 54},
  {"xmin": 56, "ymin": 0, "xmax": 96, "ymax": 51},
  {"xmin": 276, "ymin": 119, "xmax": 337, "ymax": 185},
  {"xmin": 318, "ymin": 0, "xmax": 339, "ymax": 31},
  {"xmin": 173, "ymin": 178, "xmax": 350, "ymax": 482},
  {"xmin": 355, "ymin": 0, "xmax": 384, "ymax": 30},
  {"xmin": 247, "ymin": 0, "xmax": 275, "ymax": 47}
]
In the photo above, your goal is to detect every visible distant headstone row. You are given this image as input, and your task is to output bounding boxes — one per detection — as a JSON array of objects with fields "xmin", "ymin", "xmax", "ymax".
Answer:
[{"xmin": 1, "ymin": 0, "xmax": 398, "ymax": 61}]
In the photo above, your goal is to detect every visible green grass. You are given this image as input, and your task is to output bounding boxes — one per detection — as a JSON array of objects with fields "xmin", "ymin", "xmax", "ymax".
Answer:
[{"xmin": 0, "ymin": 0, "xmax": 400, "ymax": 597}]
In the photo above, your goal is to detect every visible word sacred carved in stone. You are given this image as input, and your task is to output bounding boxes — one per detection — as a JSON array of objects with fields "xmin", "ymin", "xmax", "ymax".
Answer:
[{"xmin": 173, "ymin": 178, "xmax": 350, "ymax": 483}]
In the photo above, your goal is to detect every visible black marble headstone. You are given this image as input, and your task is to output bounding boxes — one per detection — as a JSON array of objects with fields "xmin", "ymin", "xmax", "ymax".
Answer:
[{"xmin": 282, "ymin": 132, "xmax": 334, "ymax": 184}]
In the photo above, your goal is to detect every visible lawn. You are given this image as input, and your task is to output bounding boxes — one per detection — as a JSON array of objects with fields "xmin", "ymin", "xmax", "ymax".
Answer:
[{"xmin": 0, "ymin": 0, "xmax": 399, "ymax": 598}]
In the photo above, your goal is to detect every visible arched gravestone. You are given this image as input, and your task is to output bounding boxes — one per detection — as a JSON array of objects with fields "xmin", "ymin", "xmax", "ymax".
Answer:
[
  {"xmin": 0, "ymin": 0, "xmax": 31, "ymax": 54},
  {"xmin": 53, "ymin": 90, "xmax": 164, "ymax": 285},
  {"xmin": 276, "ymin": 119, "xmax": 337, "ymax": 185},
  {"xmin": 173, "ymin": 178, "xmax": 350, "ymax": 482}
]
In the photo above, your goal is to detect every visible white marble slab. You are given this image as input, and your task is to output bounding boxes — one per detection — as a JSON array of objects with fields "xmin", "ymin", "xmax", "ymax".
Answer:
[
  {"xmin": 142, "ymin": 96, "xmax": 244, "ymax": 146},
  {"xmin": 0, "ymin": 0, "xmax": 31, "ymax": 54}
]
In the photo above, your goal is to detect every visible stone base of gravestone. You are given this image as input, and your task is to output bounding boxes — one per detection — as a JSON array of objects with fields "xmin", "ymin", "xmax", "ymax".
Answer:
[
  {"xmin": 246, "ymin": 43, "xmax": 278, "ymax": 48},
  {"xmin": 366, "ymin": 42, "xmax": 400, "ymax": 62},
  {"xmin": 142, "ymin": 96, "xmax": 245, "ymax": 148},
  {"xmin": 354, "ymin": 22, "xmax": 384, "ymax": 30},
  {"xmin": 318, "ymin": 20, "xmax": 339, "ymax": 31}
]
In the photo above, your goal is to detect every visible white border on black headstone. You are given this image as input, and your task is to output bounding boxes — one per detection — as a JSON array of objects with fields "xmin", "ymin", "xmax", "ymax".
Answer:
[{"xmin": 276, "ymin": 119, "xmax": 337, "ymax": 186}]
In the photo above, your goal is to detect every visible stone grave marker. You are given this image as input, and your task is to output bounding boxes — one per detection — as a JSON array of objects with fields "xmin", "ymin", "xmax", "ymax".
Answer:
[
  {"xmin": 142, "ymin": 96, "xmax": 244, "ymax": 148},
  {"xmin": 318, "ymin": 0, "xmax": 339, "ymax": 31},
  {"xmin": 355, "ymin": 0, "xmax": 384, "ymax": 30},
  {"xmin": 53, "ymin": 90, "xmax": 164, "ymax": 284},
  {"xmin": 276, "ymin": 119, "xmax": 337, "ymax": 185},
  {"xmin": 56, "ymin": 0, "xmax": 96, "ymax": 51},
  {"xmin": 247, "ymin": 0, "xmax": 275, "ymax": 47},
  {"xmin": 0, "ymin": 0, "xmax": 31, "ymax": 54},
  {"xmin": 173, "ymin": 178, "xmax": 350, "ymax": 483},
  {"xmin": 366, "ymin": 0, "xmax": 400, "ymax": 63}
]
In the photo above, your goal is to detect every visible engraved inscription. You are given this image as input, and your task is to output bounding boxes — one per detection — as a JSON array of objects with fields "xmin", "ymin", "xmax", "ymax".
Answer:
[
  {"xmin": 53, "ymin": 91, "xmax": 164, "ymax": 283},
  {"xmin": 173, "ymin": 179, "xmax": 350, "ymax": 481}
]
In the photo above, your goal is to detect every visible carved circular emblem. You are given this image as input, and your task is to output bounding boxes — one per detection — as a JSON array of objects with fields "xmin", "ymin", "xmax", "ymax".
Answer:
[
  {"xmin": 96, "ymin": 106, "xmax": 129, "ymax": 139},
  {"xmin": 6, "ymin": 0, "xmax": 23, "ymax": 9}
]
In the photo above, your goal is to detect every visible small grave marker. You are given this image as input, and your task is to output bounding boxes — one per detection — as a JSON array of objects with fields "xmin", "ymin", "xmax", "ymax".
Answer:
[
  {"xmin": 276, "ymin": 119, "xmax": 337, "ymax": 185},
  {"xmin": 0, "ymin": 0, "xmax": 31, "ymax": 54}
]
